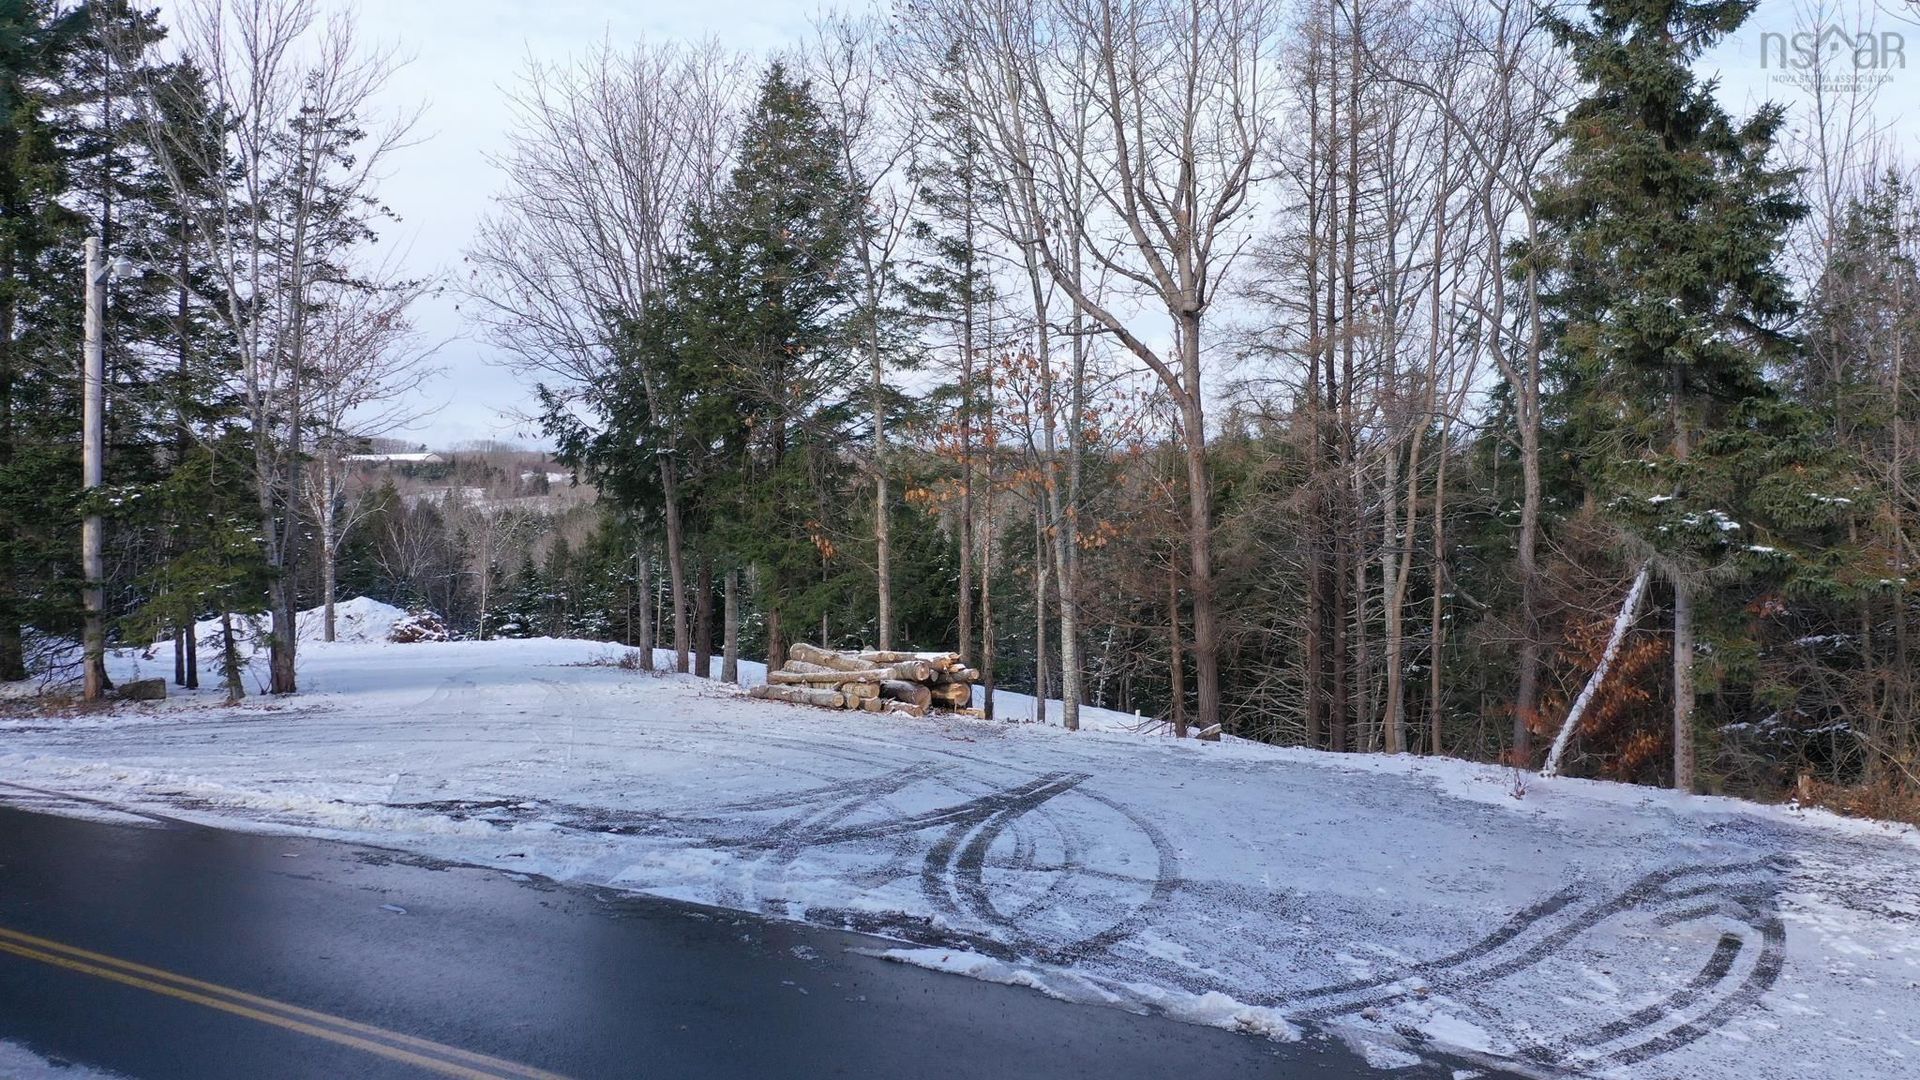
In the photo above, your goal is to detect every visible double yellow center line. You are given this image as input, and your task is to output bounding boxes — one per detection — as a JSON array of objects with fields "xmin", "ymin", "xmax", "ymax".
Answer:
[{"xmin": 0, "ymin": 925, "xmax": 570, "ymax": 1080}]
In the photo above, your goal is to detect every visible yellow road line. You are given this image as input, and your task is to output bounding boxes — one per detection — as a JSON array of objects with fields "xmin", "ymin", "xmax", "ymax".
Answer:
[{"xmin": 0, "ymin": 927, "xmax": 570, "ymax": 1080}]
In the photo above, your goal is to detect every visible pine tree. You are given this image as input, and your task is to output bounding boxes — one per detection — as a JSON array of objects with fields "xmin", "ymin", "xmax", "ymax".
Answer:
[
  {"xmin": 56, "ymin": 1, "xmax": 181, "ymax": 439},
  {"xmin": 542, "ymin": 301, "xmax": 687, "ymax": 586},
  {"xmin": 492, "ymin": 553, "xmax": 544, "ymax": 640},
  {"xmin": 668, "ymin": 62, "xmax": 860, "ymax": 666},
  {"xmin": 121, "ymin": 435, "xmax": 270, "ymax": 696},
  {"xmin": 1534, "ymin": 0, "xmax": 1804, "ymax": 789},
  {"xmin": 61, "ymin": 4, "xmax": 240, "ymax": 685},
  {"xmin": 0, "ymin": 0, "xmax": 85, "ymax": 681},
  {"xmin": 540, "ymin": 536, "xmax": 572, "ymax": 637}
]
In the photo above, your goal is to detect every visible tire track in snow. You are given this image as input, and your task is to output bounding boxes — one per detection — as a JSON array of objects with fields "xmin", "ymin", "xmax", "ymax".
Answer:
[
  {"xmin": 1278, "ymin": 858, "xmax": 1786, "ymax": 1070},
  {"xmin": 14, "ymin": 666, "xmax": 1815, "ymax": 1078}
]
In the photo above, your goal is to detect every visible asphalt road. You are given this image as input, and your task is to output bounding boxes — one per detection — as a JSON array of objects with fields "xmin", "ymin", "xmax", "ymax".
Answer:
[{"xmin": 0, "ymin": 803, "xmax": 1481, "ymax": 1080}]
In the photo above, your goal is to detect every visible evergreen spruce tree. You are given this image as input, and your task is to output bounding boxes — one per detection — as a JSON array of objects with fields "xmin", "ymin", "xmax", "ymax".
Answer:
[
  {"xmin": 122, "ymin": 435, "xmax": 270, "ymax": 697},
  {"xmin": 540, "ymin": 537, "xmax": 571, "ymax": 637},
  {"xmin": 0, "ymin": 0, "xmax": 84, "ymax": 681},
  {"xmin": 57, "ymin": 1, "xmax": 181, "ymax": 448},
  {"xmin": 62, "ymin": 4, "xmax": 243, "ymax": 685},
  {"xmin": 667, "ymin": 62, "xmax": 860, "ymax": 664},
  {"xmin": 1534, "ymin": 0, "xmax": 1804, "ymax": 789},
  {"xmin": 541, "ymin": 298, "xmax": 686, "ymax": 604},
  {"xmin": 495, "ymin": 553, "xmax": 544, "ymax": 640}
]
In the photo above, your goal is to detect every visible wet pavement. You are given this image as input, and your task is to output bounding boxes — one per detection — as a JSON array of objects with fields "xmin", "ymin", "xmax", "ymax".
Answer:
[{"xmin": 0, "ymin": 804, "xmax": 1470, "ymax": 1079}]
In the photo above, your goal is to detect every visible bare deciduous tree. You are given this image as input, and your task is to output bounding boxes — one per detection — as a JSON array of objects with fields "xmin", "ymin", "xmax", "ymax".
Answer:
[
  {"xmin": 464, "ymin": 37, "xmax": 742, "ymax": 674},
  {"xmin": 139, "ymin": 0, "xmax": 416, "ymax": 693},
  {"xmin": 808, "ymin": 13, "xmax": 924, "ymax": 651},
  {"xmin": 1375, "ymin": 0, "xmax": 1571, "ymax": 760},
  {"xmin": 301, "ymin": 265, "xmax": 441, "ymax": 641},
  {"xmin": 905, "ymin": 0, "xmax": 1274, "ymax": 733}
]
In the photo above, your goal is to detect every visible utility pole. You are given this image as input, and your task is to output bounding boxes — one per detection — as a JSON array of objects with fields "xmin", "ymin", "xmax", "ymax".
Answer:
[{"xmin": 82, "ymin": 237, "xmax": 107, "ymax": 701}]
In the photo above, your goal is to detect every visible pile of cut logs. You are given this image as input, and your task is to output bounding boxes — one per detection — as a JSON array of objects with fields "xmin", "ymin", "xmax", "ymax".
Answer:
[{"xmin": 748, "ymin": 642, "xmax": 977, "ymax": 717}]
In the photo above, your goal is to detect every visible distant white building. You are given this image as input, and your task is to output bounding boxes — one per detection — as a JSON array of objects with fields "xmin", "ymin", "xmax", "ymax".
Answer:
[{"xmin": 345, "ymin": 452, "xmax": 445, "ymax": 465}]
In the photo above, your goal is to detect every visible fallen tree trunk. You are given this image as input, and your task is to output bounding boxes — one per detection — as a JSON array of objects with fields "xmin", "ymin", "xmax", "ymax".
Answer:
[
  {"xmin": 858, "ymin": 650, "xmax": 951, "ymax": 665},
  {"xmin": 886, "ymin": 659, "xmax": 935, "ymax": 682},
  {"xmin": 749, "ymin": 642, "xmax": 975, "ymax": 719},
  {"xmin": 1541, "ymin": 563, "xmax": 1652, "ymax": 779},
  {"xmin": 767, "ymin": 668, "xmax": 892, "ymax": 686},
  {"xmin": 767, "ymin": 662, "xmax": 931, "ymax": 685},
  {"xmin": 788, "ymin": 643, "xmax": 872, "ymax": 672},
  {"xmin": 749, "ymin": 684, "xmax": 847, "ymax": 709},
  {"xmin": 880, "ymin": 680, "xmax": 933, "ymax": 708}
]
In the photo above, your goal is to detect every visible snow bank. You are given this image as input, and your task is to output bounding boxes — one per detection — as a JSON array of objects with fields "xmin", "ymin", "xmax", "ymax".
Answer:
[
  {"xmin": 182, "ymin": 595, "xmax": 409, "ymax": 651},
  {"xmin": 0, "ymin": 1040, "xmax": 126, "ymax": 1079},
  {"xmin": 295, "ymin": 596, "xmax": 409, "ymax": 644}
]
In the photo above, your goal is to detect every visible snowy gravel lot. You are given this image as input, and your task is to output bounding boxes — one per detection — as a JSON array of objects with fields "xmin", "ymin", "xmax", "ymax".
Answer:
[{"xmin": 3, "ymin": 627, "xmax": 1917, "ymax": 1079}]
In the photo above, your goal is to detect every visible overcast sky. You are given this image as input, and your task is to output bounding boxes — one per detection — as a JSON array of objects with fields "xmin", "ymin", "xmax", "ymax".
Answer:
[
  {"xmin": 267, "ymin": 0, "xmax": 833, "ymax": 449},
  {"xmin": 186, "ymin": 0, "xmax": 1920, "ymax": 449}
]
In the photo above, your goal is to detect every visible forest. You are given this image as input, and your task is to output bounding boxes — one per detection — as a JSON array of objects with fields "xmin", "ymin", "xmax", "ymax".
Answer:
[{"xmin": 1, "ymin": 0, "xmax": 1915, "ymax": 818}]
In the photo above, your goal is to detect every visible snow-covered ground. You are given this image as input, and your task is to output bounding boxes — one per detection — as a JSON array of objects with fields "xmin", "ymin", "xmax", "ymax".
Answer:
[
  {"xmin": 2, "ymin": 613, "xmax": 1916, "ymax": 1078},
  {"xmin": 0, "ymin": 1040, "xmax": 125, "ymax": 1078}
]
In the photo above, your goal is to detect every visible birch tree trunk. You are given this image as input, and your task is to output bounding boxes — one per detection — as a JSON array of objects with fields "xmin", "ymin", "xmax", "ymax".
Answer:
[
  {"xmin": 1017, "ymin": 228, "xmax": 1083, "ymax": 730},
  {"xmin": 1542, "ymin": 564, "xmax": 1651, "ymax": 778}
]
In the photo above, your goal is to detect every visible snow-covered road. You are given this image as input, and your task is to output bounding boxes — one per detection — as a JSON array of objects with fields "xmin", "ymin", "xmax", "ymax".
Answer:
[{"xmin": 3, "ymin": 633, "xmax": 1916, "ymax": 1078}]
